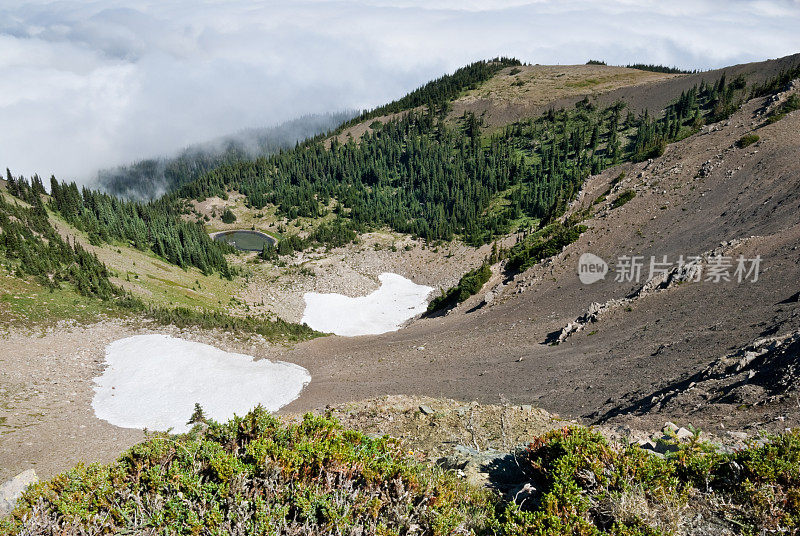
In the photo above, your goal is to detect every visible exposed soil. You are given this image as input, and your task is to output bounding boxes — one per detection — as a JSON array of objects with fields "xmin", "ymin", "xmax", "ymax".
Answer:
[
  {"xmin": 448, "ymin": 64, "xmax": 678, "ymax": 130},
  {"xmin": 297, "ymin": 394, "xmax": 566, "ymax": 461},
  {"xmin": 236, "ymin": 232, "xmax": 494, "ymax": 322}
]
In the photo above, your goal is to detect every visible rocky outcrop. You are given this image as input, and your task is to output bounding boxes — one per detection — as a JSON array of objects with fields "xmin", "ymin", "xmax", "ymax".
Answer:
[
  {"xmin": 0, "ymin": 469, "xmax": 38, "ymax": 516},
  {"xmin": 596, "ymin": 329, "xmax": 800, "ymax": 422},
  {"xmin": 696, "ymin": 330, "xmax": 800, "ymax": 399},
  {"xmin": 552, "ymin": 239, "xmax": 744, "ymax": 344}
]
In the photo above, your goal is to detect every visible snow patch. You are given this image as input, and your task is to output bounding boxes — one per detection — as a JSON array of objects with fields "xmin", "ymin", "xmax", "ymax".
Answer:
[
  {"xmin": 92, "ymin": 334, "xmax": 310, "ymax": 433},
  {"xmin": 301, "ymin": 272, "xmax": 433, "ymax": 336}
]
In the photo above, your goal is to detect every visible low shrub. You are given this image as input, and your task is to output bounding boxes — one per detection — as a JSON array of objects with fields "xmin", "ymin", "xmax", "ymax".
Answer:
[
  {"xmin": 3, "ymin": 416, "xmax": 800, "ymax": 535},
  {"xmin": 1, "ymin": 410, "xmax": 497, "ymax": 535},
  {"xmin": 118, "ymin": 298, "xmax": 321, "ymax": 342},
  {"xmin": 611, "ymin": 190, "xmax": 636, "ymax": 209},
  {"xmin": 766, "ymin": 94, "xmax": 800, "ymax": 124},
  {"xmin": 220, "ymin": 208, "xmax": 237, "ymax": 224},
  {"xmin": 427, "ymin": 263, "xmax": 492, "ymax": 313},
  {"xmin": 736, "ymin": 133, "xmax": 760, "ymax": 148},
  {"xmin": 506, "ymin": 223, "xmax": 587, "ymax": 272}
]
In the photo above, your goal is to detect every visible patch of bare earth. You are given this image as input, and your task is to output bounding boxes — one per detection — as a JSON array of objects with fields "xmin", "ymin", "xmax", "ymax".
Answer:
[
  {"xmin": 449, "ymin": 64, "xmax": 679, "ymax": 130},
  {"xmin": 292, "ymin": 394, "xmax": 565, "ymax": 460},
  {"xmin": 0, "ymin": 319, "xmax": 303, "ymax": 481},
  {"xmin": 233, "ymin": 232, "xmax": 496, "ymax": 323}
]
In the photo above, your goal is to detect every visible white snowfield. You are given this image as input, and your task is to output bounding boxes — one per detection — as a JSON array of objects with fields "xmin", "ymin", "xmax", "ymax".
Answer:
[
  {"xmin": 301, "ymin": 272, "xmax": 433, "ymax": 337},
  {"xmin": 92, "ymin": 334, "xmax": 310, "ymax": 433}
]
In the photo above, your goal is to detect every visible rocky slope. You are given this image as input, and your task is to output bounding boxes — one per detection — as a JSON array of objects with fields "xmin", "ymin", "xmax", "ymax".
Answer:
[{"xmin": 1, "ymin": 54, "xmax": 799, "ymax": 491}]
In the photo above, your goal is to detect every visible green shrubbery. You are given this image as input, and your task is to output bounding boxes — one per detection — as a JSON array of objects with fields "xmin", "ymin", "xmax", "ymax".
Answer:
[
  {"xmin": 1, "ymin": 410, "xmax": 498, "ymax": 535},
  {"xmin": 736, "ymin": 133, "xmax": 760, "ymax": 148},
  {"xmin": 506, "ymin": 223, "xmax": 587, "ymax": 273},
  {"xmin": 261, "ymin": 218, "xmax": 360, "ymax": 261},
  {"xmin": 220, "ymin": 208, "xmax": 237, "ymax": 223},
  {"xmin": 508, "ymin": 426, "xmax": 800, "ymax": 534},
  {"xmin": 4, "ymin": 413, "xmax": 800, "ymax": 535},
  {"xmin": 766, "ymin": 94, "xmax": 800, "ymax": 124},
  {"xmin": 427, "ymin": 263, "xmax": 492, "ymax": 313},
  {"xmin": 611, "ymin": 190, "xmax": 636, "ymax": 209},
  {"xmin": 118, "ymin": 298, "xmax": 322, "ymax": 342}
]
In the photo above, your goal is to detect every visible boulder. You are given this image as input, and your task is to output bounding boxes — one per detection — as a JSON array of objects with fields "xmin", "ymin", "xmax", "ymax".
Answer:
[
  {"xmin": 418, "ymin": 404, "xmax": 435, "ymax": 416},
  {"xmin": 0, "ymin": 469, "xmax": 38, "ymax": 516}
]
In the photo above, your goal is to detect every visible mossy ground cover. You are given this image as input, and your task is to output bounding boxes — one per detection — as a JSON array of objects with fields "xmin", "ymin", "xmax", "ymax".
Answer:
[{"xmin": 3, "ymin": 411, "xmax": 799, "ymax": 535}]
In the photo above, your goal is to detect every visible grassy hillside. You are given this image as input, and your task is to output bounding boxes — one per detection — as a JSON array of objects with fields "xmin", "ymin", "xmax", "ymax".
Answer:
[
  {"xmin": 447, "ymin": 64, "xmax": 679, "ymax": 130},
  {"xmin": 0, "ymin": 186, "xmax": 319, "ymax": 341}
]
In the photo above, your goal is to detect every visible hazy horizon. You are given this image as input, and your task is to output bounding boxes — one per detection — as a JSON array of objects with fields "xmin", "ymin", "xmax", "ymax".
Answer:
[{"xmin": 1, "ymin": 0, "xmax": 799, "ymax": 184}]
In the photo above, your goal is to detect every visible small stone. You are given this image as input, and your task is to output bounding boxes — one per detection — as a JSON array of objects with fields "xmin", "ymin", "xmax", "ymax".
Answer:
[
  {"xmin": 419, "ymin": 405, "xmax": 435, "ymax": 416},
  {"xmin": 637, "ymin": 438, "xmax": 656, "ymax": 450},
  {"xmin": 663, "ymin": 421, "xmax": 679, "ymax": 434},
  {"xmin": 676, "ymin": 427, "xmax": 694, "ymax": 440}
]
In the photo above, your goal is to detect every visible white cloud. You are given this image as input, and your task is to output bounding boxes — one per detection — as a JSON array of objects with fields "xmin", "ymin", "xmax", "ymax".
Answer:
[{"xmin": 0, "ymin": 0, "xmax": 798, "ymax": 182}]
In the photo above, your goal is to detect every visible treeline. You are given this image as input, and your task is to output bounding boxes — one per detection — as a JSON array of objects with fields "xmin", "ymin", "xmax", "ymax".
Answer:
[
  {"xmin": 749, "ymin": 62, "xmax": 800, "ymax": 98},
  {"xmin": 6, "ymin": 60, "xmax": 795, "ymax": 296},
  {"xmin": 626, "ymin": 63, "xmax": 697, "ymax": 74},
  {"xmin": 173, "ymin": 69, "xmax": 776, "ymax": 251},
  {"xmin": 46, "ymin": 176, "xmax": 232, "ymax": 277},
  {"xmin": 628, "ymin": 73, "xmax": 750, "ymax": 161},
  {"xmin": 0, "ymin": 181, "xmax": 119, "ymax": 299},
  {"xmin": 341, "ymin": 57, "xmax": 522, "ymax": 126},
  {"xmin": 177, "ymin": 108, "xmax": 527, "ymax": 245},
  {"xmin": 97, "ymin": 112, "xmax": 355, "ymax": 200}
]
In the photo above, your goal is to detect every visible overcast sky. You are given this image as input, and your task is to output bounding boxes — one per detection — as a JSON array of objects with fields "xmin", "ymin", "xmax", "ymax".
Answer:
[{"xmin": 1, "ymin": 0, "xmax": 799, "ymax": 183}]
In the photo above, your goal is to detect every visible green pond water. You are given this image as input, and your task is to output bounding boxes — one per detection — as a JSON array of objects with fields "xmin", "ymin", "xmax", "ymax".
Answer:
[{"xmin": 213, "ymin": 230, "xmax": 277, "ymax": 252}]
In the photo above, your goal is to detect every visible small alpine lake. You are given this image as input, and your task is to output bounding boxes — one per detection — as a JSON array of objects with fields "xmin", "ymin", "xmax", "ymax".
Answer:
[{"xmin": 213, "ymin": 230, "xmax": 277, "ymax": 252}]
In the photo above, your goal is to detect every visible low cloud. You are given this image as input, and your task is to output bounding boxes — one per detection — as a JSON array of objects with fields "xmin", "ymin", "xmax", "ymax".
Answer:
[{"xmin": 1, "ymin": 0, "xmax": 798, "ymax": 182}]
